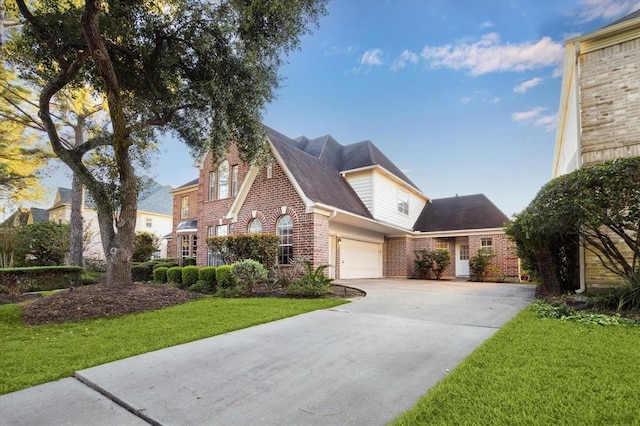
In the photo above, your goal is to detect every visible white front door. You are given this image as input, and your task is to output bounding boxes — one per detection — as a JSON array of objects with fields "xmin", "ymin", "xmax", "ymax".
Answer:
[{"xmin": 455, "ymin": 239, "xmax": 470, "ymax": 277}]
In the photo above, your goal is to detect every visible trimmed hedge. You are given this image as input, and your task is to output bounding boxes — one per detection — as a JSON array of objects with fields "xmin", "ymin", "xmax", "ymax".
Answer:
[
  {"xmin": 167, "ymin": 267, "xmax": 183, "ymax": 287},
  {"xmin": 182, "ymin": 266, "xmax": 199, "ymax": 287},
  {"xmin": 198, "ymin": 267, "xmax": 217, "ymax": 291},
  {"xmin": 131, "ymin": 263, "xmax": 154, "ymax": 282},
  {"xmin": 0, "ymin": 266, "xmax": 83, "ymax": 295},
  {"xmin": 216, "ymin": 265, "xmax": 235, "ymax": 289},
  {"xmin": 153, "ymin": 267, "xmax": 168, "ymax": 283}
]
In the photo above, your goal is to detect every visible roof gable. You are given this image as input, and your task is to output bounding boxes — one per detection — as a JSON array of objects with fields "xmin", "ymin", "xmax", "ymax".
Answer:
[
  {"xmin": 265, "ymin": 126, "xmax": 372, "ymax": 218},
  {"xmin": 413, "ymin": 194, "xmax": 509, "ymax": 232}
]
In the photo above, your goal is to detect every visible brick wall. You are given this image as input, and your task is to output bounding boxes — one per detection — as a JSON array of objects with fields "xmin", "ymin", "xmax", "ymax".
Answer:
[
  {"xmin": 579, "ymin": 38, "xmax": 640, "ymax": 165},
  {"xmin": 384, "ymin": 237, "xmax": 412, "ymax": 277},
  {"xmin": 584, "ymin": 230, "xmax": 630, "ymax": 289},
  {"xmin": 468, "ymin": 234, "xmax": 519, "ymax": 281}
]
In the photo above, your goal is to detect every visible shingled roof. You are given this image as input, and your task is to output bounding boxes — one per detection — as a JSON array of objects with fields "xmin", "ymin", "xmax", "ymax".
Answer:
[
  {"xmin": 604, "ymin": 8, "xmax": 640, "ymax": 27},
  {"xmin": 413, "ymin": 194, "xmax": 509, "ymax": 232},
  {"xmin": 50, "ymin": 177, "xmax": 172, "ymax": 216},
  {"xmin": 266, "ymin": 126, "xmax": 373, "ymax": 218}
]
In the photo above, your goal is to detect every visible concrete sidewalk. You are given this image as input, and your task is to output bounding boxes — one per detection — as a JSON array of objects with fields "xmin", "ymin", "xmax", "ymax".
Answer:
[{"xmin": 1, "ymin": 280, "xmax": 534, "ymax": 425}]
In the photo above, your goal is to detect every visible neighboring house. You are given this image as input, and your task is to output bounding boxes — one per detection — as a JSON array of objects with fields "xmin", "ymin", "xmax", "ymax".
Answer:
[
  {"xmin": 169, "ymin": 126, "xmax": 518, "ymax": 281},
  {"xmin": 48, "ymin": 178, "xmax": 174, "ymax": 260},
  {"xmin": 0, "ymin": 207, "xmax": 48, "ymax": 227},
  {"xmin": 553, "ymin": 9, "xmax": 640, "ymax": 291}
]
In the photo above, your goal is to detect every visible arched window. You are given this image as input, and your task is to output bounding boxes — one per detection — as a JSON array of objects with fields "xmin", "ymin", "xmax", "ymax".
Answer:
[
  {"xmin": 276, "ymin": 215, "xmax": 293, "ymax": 264},
  {"xmin": 248, "ymin": 218, "xmax": 262, "ymax": 234},
  {"xmin": 218, "ymin": 160, "xmax": 229, "ymax": 199}
]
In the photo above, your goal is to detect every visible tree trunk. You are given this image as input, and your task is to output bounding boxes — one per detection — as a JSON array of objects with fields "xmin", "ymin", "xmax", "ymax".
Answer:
[
  {"xmin": 69, "ymin": 174, "xmax": 84, "ymax": 266},
  {"xmin": 535, "ymin": 250, "xmax": 561, "ymax": 296}
]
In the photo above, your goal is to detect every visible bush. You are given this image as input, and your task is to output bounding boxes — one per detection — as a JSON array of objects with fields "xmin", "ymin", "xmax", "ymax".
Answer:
[
  {"xmin": 0, "ymin": 266, "xmax": 83, "ymax": 295},
  {"xmin": 153, "ymin": 267, "xmax": 168, "ymax": 283},
  {"xmin": 208, "ymin": 234, "xmax": 280, "ymax": 268},
  {"xmin": 182, "ymin": 266, "xmax": 200, "ymax": 287},
  {"xmin": 16, "ymin": 222, "xmax": 70, "ymax": 266},
  {"xmin": 414, "ymin": 249, "xmax": 451, "ymax": 279},
  {"xmin": 189, "ymin": 280, "xmax": 211, "ymax": 293},
  {"xmin": 167, "ymin": 267, "xmax": 183, "ymax": 286},
  {"xmin": 216, "ymin": 265, "xmax": 235, "ymax": 290},
  {"xmin": 271, "ymin": 260, "xmax": 305, "ymax": 289},
  {"xmin": 152, "ymin": 261, "xmax": 178, "ymax": 270},
  {"xmin": 132, "ymin": 231, "xmax": 160, "ymax": 262},
  {"xmin": 232, "ymin": 259, "xmax": 268, "ymax": 295},
  {"xmin": 198, "ymin": 267, "xmax": 217, "ymax": 291},
  {"xmin": 287, "ymin": 261, "xmax": 332, "ymax": 297},
  {"xmin": 131, "ymin": 263, "xmax": 154, "ymax": 282},
  {"xmin": 469, "ymin": 248, "xmax": 495, "ymax": 281},
  {"xmin": 83, "ymin": 256, "xmax": 107, "ymax": 272},
  {"xmin": 182, "ymin": 257, "xmax": 197, "ymax": 266}
]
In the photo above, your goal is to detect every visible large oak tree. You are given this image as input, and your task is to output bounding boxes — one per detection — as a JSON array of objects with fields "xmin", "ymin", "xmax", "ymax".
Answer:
[{"xmin": 6, "ymin": 0, "xmax": 326, "ymax": 285}]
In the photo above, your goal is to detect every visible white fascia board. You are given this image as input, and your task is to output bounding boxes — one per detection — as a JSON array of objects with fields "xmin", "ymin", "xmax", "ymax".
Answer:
[
  {"xmin": 314, "ymin": 202, "xmax": 412, "ymax": 235},
  {"xmin": 568, "ymin": 17, "xmax": 640, "ymax": 52},
  {"xmin": 267, "ymin": 137, "xmax": 315, "ymax": 212},
  {"xmin": 341, "ymin": 165, "xmax": 428, "ymax": 201},
  {"xmin": 552, "ymin": 43, "xmax": 578, "ymax": 178},
  {"xmin": 226, "ymin": 165, "xmax": 260, "ymax": 221},
  {"xmin": 413, "ymin": 227, "xmax": 507, "ymax": 238}
]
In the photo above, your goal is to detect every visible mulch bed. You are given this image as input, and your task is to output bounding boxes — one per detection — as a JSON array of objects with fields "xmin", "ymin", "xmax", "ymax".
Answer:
[{"xmin": 2, "ymin": 283, "xmax": 365, "ymax": 326}]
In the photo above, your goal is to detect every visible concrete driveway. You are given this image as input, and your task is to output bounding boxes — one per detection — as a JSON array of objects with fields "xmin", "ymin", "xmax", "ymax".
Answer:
[{"xmin": 1, "ymin": 279, "xmax": 534, "ymax": 426}]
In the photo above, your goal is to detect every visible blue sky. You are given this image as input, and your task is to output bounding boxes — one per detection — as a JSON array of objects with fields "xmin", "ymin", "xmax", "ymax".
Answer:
[{"xmin": 37, "ymin": 0, "xmax": 640, "ymax": 219}]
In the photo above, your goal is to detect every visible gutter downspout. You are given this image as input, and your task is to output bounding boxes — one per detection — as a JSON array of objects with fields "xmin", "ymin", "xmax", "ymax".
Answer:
[{"xmin": 574, "ymin": 41, "xmax": 587, "ymax": 294}]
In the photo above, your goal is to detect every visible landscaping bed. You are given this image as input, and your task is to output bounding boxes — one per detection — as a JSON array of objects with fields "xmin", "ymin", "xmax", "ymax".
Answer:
[{"xmin": 2, "ymin": 282, "xmax": 364, "ymax": 325}]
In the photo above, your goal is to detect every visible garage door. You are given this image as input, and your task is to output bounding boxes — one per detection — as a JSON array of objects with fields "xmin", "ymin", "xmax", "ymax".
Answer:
[{"xmin": 340, "ymin": 239, "xmax": 382, "ymax": 279}]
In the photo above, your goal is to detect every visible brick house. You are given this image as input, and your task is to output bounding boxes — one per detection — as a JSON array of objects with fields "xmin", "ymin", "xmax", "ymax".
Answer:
[
  {"xmin": 168, "ymin": 126, "xmax": 518, "ymax": 280},
  {"xmin": 553, "ymin": 9, "xmax": 640, "ymax": 291}
]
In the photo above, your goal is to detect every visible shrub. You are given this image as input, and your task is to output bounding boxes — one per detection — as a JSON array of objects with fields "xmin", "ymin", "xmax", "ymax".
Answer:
[
  {"xmin": 153, "ymin": 267, "xmax": 169, "ymax": 284},
  {"xmin": 198, "ymin": 267, "xmax": 217, "ymax": 291},
  {"xmin": 287, "ymin": 261, "xmax": 332, "ymax": 297},
  {"xmin": 182, "ymin": 266, "xmax": 200, "ymax": 287},
  {"xmin": 131, "ymin": 263, "xmax": 154, "ymax": 282},
  {"xmin": 132, "ymin": 231, "xmax": 160, "ymax": 262},
  {"xmin": 469, "ymin": 248, "xmax": 496, "ymax": 281},
  {"xmin": 167, "ymin": 267, "xmax": 183, "ymax": 287},
  {"xmin": 414, "ymin": 249, "xmax": 451, "ymax": 279},
  {"xmin": 152, "ymin": 261, "xmax": 178, "ymax": 270},
  {"xmin": 216, "ymin": 265, "xmax": 235, "ymax": 290},
  {"xmin": 182, "ymin": 257, "xmax": 197, "ymax": 266},
  {"xmin": 16, "ymin": 222, "xmax": 70, "ymax": 266},
  {"xmin": 0, "ymin": 266, "xmax": 83, "ymax": 295},
  {"xmin": 208, "ymin": 234, "xmax": 280, "ymax": 268},
  {"xmin": 189, "ymin": 280, "xmax": 211, "ymax": 293},
  {"xmin": 271, "ymin": 260, "xmax": 305, "ymax": 289},
  {"xmin": 83, "ymin": 256, "xmax": 107, "ymax": 272},
  {"xmin": 232, "ymin": 259, "xmax": 268, "ymax": 295}
]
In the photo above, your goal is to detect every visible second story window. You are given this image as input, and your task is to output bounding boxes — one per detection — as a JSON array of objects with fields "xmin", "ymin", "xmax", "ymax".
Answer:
[
  {"xmin": 218, "ymin": 161, "xmax": 229, "ymax": 199},
  {"xmin": 397, "ymin": 190, "xmax": 409, "ymax": 215},
  {"xmin": 181, "ymin": 196, "xmax": 189, "ymax": 218},
  {"xmin": 145, "ymin": 218, "xmax": 153, "ymax": 228},
  {"xmin": 231, "ymin": 165, "xmax": 239, "ymax": 197},
  {"xmin": 208, "ymin": 171, "xmax": 217, "ymax": 201}
]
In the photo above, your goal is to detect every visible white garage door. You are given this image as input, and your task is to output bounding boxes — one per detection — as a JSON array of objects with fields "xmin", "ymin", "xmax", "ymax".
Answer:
[{"xmin": 340, "ymin": 239, "xmax": 382, "ymax": 279}]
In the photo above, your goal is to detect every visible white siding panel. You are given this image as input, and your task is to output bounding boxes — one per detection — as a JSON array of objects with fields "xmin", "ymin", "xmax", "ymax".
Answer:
[
  {"xmin": 371, "ymin": 172, "xmax": 425, "ymax": 229},
  {"xmin": 345, "ymin": 172, "xmax": 373, "ymax": 213}
]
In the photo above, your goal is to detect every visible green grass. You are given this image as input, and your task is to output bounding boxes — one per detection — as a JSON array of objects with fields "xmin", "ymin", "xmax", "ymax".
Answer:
[
  {"xmin": 392, "ymin": 307, "xmax": 640, "ymax": 426},
  {"xmin": 1, "ymin": 297, "xmax": 347, "ymax": 395}
]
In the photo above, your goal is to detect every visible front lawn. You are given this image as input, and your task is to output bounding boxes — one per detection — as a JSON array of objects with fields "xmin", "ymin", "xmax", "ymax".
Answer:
[
  {"xmin": 0, "ymin": 297, "xmax": 347, "ymax": 395},
  {"xmin": 392, "ymin": 307, "xmax": 640, "ymax": 425}
]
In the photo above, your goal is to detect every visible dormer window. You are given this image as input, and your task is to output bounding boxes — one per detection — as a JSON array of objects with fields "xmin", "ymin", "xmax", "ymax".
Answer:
[{"xmin": 397, "ymin": 190, "xmax": 409, "ymax": 215}]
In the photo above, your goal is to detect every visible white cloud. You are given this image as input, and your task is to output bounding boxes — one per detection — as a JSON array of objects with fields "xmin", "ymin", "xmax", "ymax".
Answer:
[
  {"xmin": 535, "ymin": 114, "xmax": 558, "ymax": 132},
  {"xmin": 490, "ymin": 97, "xmax": 501, "ymax": 104},
  {"xmin": 480, "ymin": 20, "xmax": 495, "ymax": 28},
  {"xmin": 512, "ymin": 107, "xmax": 557, "ymax": 131},
  {"xmin": 390, "ymin": 50, "xmax": 419, "ymax": 71},
  {"xmin": 323, "ymin": 44, "xmax": 359, "ymax": 56},
  {"xmin": 361, "ymin": 49, "xmax": 384, "ymax": 66},
  {"xmin": 514, "ymin": 77, "xmax": 543, "ymax": 93},
  {"xmin": 460, "ymin": 97, "xmax": 473, "ymax": 105},
  {"xmin": 420, "ymin": 33, "xmax": 564, "ymax": 76},
  {"xmin": 512, "ymin": 107, "xmax": 546, "ymax": 122},
  {"xmin": 574, "ymin": 0, "xmax": 640, "ymax": 24}
]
